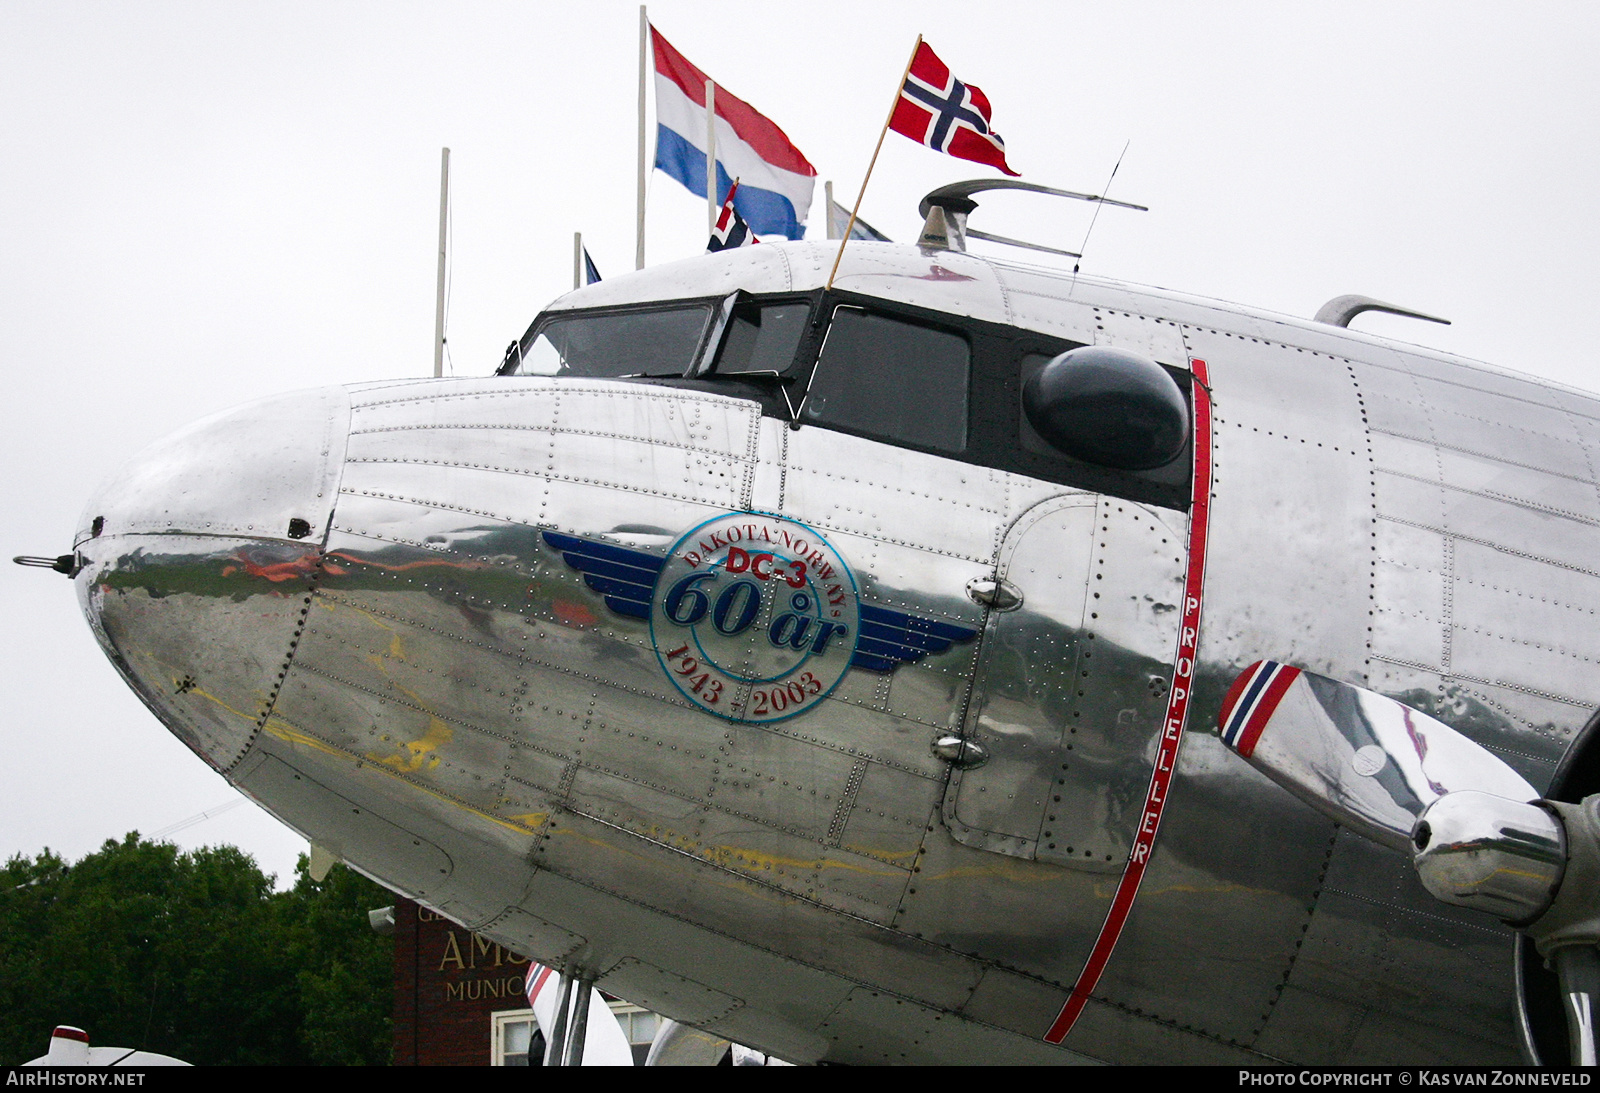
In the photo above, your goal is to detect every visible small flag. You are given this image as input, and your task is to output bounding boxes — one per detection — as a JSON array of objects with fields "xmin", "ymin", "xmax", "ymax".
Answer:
[
  {"xmin": 828, "ymin": 199, "xmax": 891, "ymax": 242},
  {"xmin": 890, "ymin": 42, "xmax": 1018, "ymax": 176},
  {"xmin": 651, "ymin": 25, "xmax": 817, "ymax": 239},
  {"xmin": 525, "ymin": 962, "xmax": 553, "ymax": 1010},
  {"xmin": 708, "ymin": 180, "xmax": 758, "ymax": 252},
  {"xmin": 583, "ymin": 248, "xmax": 602, "ymax": 285}
]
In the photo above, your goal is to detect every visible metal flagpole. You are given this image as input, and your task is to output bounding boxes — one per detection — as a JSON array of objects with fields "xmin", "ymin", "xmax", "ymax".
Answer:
[
  {"xmin": 433, "ymin": 147, "xmax": 449, "ymax": 378},
  {"xmin": 636, "ymin": 5, "xmax": 648, "ymax": 270},
  {"xmin": 825, "ymin": 180, "xmax": 837, "ymax": 239},
  {"xmin": 706, "ymin": 80, "xmax": 717, "ymax": 234},
  {"xmin": 573, "ymin": 231, "xmax": 583, "ymax": 291},
  {"xmin": 826, "ymin": 36, "xmax": 921, "ymax": 290}
]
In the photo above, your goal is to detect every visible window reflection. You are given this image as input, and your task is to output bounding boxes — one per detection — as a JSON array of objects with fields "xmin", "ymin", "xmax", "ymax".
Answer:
[
  {"xmin": 513, "ymin": 306, "xmax": 711, "ymax": 378},
  {"xmin": 803, "ymin": 308, "xmax": 969, "ymax": 452},
  {"xmin": 713, "ymin": 301, "xmax": 809, "ymax": 376}
]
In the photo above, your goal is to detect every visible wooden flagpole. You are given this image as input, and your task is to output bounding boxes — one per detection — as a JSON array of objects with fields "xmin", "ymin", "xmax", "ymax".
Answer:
[{"xmin": 826, "ymin": 35, "xmax": 921, "ymax": 290}]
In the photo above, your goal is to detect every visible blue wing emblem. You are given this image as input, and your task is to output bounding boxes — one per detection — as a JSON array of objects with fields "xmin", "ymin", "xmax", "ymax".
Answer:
[
  {"xmin": 851, "ymin": 604, "xmax": 978, "ymax": 673},
  {"xmin": 543, "ymin": 529, "xmax": 975, "ymax": 674},
  {"xmin": 542, "ymin": 532, "xmax": 665, "ymax": 620}
]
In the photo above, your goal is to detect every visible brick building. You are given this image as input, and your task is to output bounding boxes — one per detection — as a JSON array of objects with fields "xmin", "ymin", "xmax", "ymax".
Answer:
[{"xmin": 390, "ymin": 898, "xmax": 657, "ymax": 1065}]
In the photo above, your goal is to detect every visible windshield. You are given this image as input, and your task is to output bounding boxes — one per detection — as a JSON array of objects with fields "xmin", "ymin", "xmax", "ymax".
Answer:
[{"xmin": 508, "ymin": 305, "xmax": 713, "ymax": 378}]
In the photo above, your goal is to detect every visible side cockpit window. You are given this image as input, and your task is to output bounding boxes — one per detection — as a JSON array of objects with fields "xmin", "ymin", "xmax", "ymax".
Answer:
[
  {"xmin": 506, "ymin": 304, "xmax": 712, "ymax": 378},
  {"xmin": 708, "ymin": 299, "xmax": 811, "ymax": 377},
  {"xmin": 801, "ymin": 306, "xmax": 970, "ymax": 453}
]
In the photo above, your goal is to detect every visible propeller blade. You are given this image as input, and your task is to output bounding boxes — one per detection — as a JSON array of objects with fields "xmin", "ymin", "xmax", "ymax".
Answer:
[
  {"xmin": 1220, "ymin": 662, "xmax": 1600, "ymax": 1066},
  {"xmin": 1218, "ymin": 660, "xmax": 1537, "ymax": 851}
]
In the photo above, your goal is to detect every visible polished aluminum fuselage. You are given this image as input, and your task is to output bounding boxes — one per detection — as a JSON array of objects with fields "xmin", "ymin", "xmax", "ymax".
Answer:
[{"xmin": 74, "ymin": 242, "xmax": 1598, "ymax": 1064}]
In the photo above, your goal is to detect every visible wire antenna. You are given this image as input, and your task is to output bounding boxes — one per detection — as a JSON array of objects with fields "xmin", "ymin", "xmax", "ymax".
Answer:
[
  {"xmin": 148, "ymin": 798, "xmax": 246, "ymax": 840},
  {"xmin": 1073, "ymin": 140, "xmax": 1130, "ymax": 279}
]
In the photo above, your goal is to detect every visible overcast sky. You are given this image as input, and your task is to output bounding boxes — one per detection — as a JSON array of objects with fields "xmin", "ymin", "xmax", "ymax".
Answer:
[{"xmin": 4, "ymin": 2, "xmax": 1597, "ymax": 886}]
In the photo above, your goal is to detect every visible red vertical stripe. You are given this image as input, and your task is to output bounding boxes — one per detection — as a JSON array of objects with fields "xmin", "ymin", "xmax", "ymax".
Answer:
[{"xmin": 1043, "ymin": 357, "xmax": 1214, "ymax": 1045}]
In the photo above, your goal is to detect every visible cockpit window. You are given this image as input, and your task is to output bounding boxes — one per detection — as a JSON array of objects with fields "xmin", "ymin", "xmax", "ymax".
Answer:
[
  {"xmin": 708, "ymin": 300, "xmax": 811, "ymax": 376},
  {"xmin": 495, "ymin": 288, "xmax": 1187, "ymax": 509},
  {"xmin": 802, "ymin": 307, "xmax": 969, "ymax": 453},
  {"xmin": 507, "ymin": 304, "xmax": 712, "ymax": 378}
]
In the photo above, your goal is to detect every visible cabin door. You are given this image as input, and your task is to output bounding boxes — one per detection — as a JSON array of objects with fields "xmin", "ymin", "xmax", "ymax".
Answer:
[{"xmin": 944, "ymin": 493, "xmax": 1187, "ymax": 868}]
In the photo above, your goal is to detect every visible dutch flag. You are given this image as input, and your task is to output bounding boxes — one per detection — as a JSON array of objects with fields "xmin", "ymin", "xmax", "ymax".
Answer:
[{"xmin": 651, "ymin": 25, "xmax": 816, "ymax": 241}]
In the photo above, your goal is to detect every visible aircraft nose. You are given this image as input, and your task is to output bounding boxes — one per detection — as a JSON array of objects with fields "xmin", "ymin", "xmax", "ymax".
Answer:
[{"xmin": 74, "ymin": 386, "xmax": 351, "ymax": 773}]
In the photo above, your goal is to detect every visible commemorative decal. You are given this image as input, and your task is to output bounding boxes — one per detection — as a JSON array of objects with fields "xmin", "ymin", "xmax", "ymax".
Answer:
[{"xmin": 542, "ymin": 512, "xmax": 978, "ymax": 724}]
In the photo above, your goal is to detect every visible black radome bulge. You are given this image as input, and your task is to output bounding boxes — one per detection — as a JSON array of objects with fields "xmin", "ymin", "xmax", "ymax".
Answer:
[{"xmin": 1023, "ymin": 346, "xmax": 1189, "ymax": 470}]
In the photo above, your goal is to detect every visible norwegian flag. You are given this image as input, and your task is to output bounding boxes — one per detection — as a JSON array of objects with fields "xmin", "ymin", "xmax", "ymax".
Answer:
[
  {"xmin": 890, "ymin": 42, "xmax": 1018, "ymax": 176},
  {"xmin": 708, "ymin": 180, "xmax": 758, "ymax": 252}
]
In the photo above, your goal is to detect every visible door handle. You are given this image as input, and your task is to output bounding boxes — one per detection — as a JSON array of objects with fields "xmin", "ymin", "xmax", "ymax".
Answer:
[{"xmin": 966, "ymin": 576, "xmax": 1023, "ymax": 611}]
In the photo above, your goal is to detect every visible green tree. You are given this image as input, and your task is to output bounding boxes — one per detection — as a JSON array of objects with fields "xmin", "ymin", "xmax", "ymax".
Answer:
[
  {"xmin": 0, "ymin": 835, "xmax": 393, "ymax": 1065},
  {"xmin": 285, "ymin": 858, "xmax": 394, "ymax": 1065}
]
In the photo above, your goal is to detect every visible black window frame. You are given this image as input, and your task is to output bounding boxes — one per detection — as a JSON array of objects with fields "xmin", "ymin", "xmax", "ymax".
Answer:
[
  {"xmin": 979, "ymin": 331, "xmax": 1194, "ymax": 512},
  {"xmin": 496, "ymin": 289, "xmax": 1192, "ymax": 511},
  {"xmin": 809, "ymin": 291, "xmax": 1193, "ymax": 511}
]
